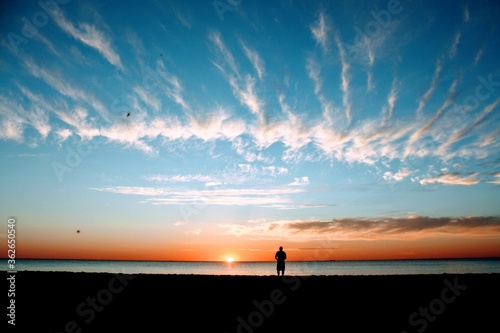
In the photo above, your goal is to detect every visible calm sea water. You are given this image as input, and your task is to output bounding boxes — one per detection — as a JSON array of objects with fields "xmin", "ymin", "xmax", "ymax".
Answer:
[{"xmin": 7, "ymin": 258, "xmax": 500, "ymax": 276}]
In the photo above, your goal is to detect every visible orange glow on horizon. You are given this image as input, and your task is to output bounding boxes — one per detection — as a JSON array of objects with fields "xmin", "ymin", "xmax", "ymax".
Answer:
[
  {"xmin": 4, "ymin": 233, "xmax": 500, "ymax": 262},
  {"xmin": 2, "ymin": 224, "xmax": 499, "ymax": 262}
]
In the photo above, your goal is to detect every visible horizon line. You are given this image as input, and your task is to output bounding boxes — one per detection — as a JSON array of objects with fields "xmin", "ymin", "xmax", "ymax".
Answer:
[{"xmin": 5, "ymin": 256, "xmax": 500, "ymax": 263}]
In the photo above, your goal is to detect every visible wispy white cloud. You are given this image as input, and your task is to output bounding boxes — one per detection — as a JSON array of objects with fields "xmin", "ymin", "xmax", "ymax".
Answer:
[
  {"xmin": 171, "ymin": 4, "xmax": 192, "ymax": 29},
  {"xmin": 52, "ymin": 106, "xmax": 100, "ymax": 140},
  {"xmin": 145, "ymin": 164, "xmax": 289, "ymax": 188},
  {"xmin": 0, "ymin": 95, "xmax": 26, "ymax": 141},
  {"xmin": 289, "ymin": 176, "xmax": 310, "ymax": 186},
  {"xmin": 467, "ymin": 97, "xmax": 500, "ymax": 130},
  {"xmin": 306, "ymin": 56, "xmax": 338, "ymax": 129},
  {"xmin": 52, "ymin": 9, "xmax": 123, "ymax": 70},
  {"xmin": 364, "ymin": 37, "xmax": 375, "ymax": 91},
  {"xmin": 144, "ymin": 174, "xmax": 220, "ymax": 185},
  {"xmin": 473, "ymin": 47, "xmax": 483, "ymax": 66},
  {"xmin": 23, "ymin": 58, "xmax": 109, "ymax": 121},
  {"xmin": 406, "ymin": 76, "xmax": 460, "ymax": 157},
  {"xmin": 4, "ymin": 5, "xmax": 498, "ymax": 182},
  {"xmin": 24, "ymin": 59, "xmax": 81, "ymax": 99},
  {"xmin": 488, "ymin": 174, "xmax": 500, "ymax": 185},
  {"xmin": 16, "ymin": 86, "xmax": 52, "ymax": 139},
  {"xmin": 449, "ymin": 31, "xmax": 461, "ymax": 59},
  {"xmin": 146, "ymin": 195, "xmax": 288, "ymax": 207},
  {"xmin": 125, "ymin": 30, "xmax": 145, "ymax": 55},
  {"xmin": 238, "ymin": 75, "xmax": 264, "ymax": 118},
  {"xmin": 35, "ymin": 32, "xmax": 60, "ymax": 57},
  {"xmin": 210, "ymin": 32, "xmax": 267, "ymax": 126},
  {"xmin": 0, "ymin": 86, "xmax": 55, "ymax": 143},
  {"xmin": 366, "ymin": 69, "xmax": 374, "ymax": 92},
  {"xmin": 6, "ymin": 153, "xmax": 51, "ymax": 158},
  {"xmin": 236, "ymin": 163, "xmax": 289, "ymax": 178},
  {"xmin": 187, "ymin": 109, "xmax": 245, "ymax": 141},
  {"xmin": 263, "ymin": 166, "xmax": 289, "ymax": 176},
  {"xmin": 437, "ymin": 98, "xmax": 500, "ymax": 157},
  {"xmin": 154, "ymin": 60, "xmax": 191, "ymax": 112},
  {"xmin": 365, "ymin": 37, "xmax": 375, "ymax": 67},
  {"xmin": 476, "ymin": 129, "xmax": 500, "ymax": 148},
  {"xmin": 310, "ymin": 10, "xmax": 330, "ymax": 54},
  {"xmin": 124, "ymin": 30, "xmax": 146, "ymax": 69},
  {"xmin": 424, "ymin": 75, "xmax": 460, "ymax": 127},
  {"xmin": 419, "ymin": 173, "xmax": 480, "ymax": 186},
  {"xmin": 92, "ymin": 185, "xmax": 306, "ymax": 208},
  {"xmin": 416, "ymin": 58, "xmax": 443, "ymax": 116},
  {"xmin": 55, "ymin": 128, "xmax": 73, "ymax": 143},
  {"xmin": 383, "ymin": 168, "xmax": 411, "ymax": 182},
  {"xmin": 209, "ymin": 30, "xmax": 240, "ymax": 78},
  {"xmin": 382, "ymin": 76, "xmax": 399, "ymax": 124},
  {"xmin": 334, "ymin": 30, "xmax": 352, "ymax": 121},
  {"xmin": 133, "ymin": 86, "xmax": 161, "ymax": 113},
  {"xmin": 92, "ymin": 186, "xmax": 168, "ymax": 196},
  {"xmin": 270, "ymin": 93, "xmax": 313, "ymax": 151},
  {"xmin": 306, "ymin": 56, "xmax": 323, "ymax": 95},
  {"xmin": 231, "ymin": 137, "xmax": 272, "ymax": 163},
  {"xmin": 463, "ymin": 6, "xmax": 470, "ymax": 22},
  {"xmin": 240, "ymin": 41, "xmax": 265, "ymax": 80},
  {"xmin": 99, "ymin": 115, "xmax": 173, "ymax": 155}
]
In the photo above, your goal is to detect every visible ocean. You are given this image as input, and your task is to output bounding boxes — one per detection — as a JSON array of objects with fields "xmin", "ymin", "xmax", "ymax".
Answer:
[{"xmin": 7, "ymin": 258, "xmax": 500, "ymax": 276}]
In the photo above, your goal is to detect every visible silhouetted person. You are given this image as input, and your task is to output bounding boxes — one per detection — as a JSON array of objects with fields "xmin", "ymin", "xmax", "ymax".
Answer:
[{"xmin": 275, "ymin": 246, "xmax": 287, "ymax": 276}]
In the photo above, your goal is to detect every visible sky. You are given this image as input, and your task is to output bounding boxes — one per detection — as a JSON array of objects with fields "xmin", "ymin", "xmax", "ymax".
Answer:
[{"xmin": 1, "ymin": 0, "xmax": 499, "ymax": 262}]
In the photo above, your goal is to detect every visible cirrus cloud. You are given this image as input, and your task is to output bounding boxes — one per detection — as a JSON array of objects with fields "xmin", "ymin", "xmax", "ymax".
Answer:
[{"xmin": 419, "ymin": 173, "xmax": 480, "ymax": 186}]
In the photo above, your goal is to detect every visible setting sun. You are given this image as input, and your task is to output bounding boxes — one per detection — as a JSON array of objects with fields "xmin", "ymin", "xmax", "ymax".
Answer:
[{"xmin": 226, "ymin": 257, "xmax": 234, "ymax": 263}]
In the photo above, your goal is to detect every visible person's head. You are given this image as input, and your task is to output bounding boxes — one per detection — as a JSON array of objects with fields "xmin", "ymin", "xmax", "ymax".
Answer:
[{"xmin": 279, "ymin": 246, "xmax": 283, "ymax": 251}]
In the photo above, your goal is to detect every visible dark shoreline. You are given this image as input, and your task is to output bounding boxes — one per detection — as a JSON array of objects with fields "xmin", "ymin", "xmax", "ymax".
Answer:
[{"xmin": 8, "ymin": 271, "xmax": 500, "ymax": 332}]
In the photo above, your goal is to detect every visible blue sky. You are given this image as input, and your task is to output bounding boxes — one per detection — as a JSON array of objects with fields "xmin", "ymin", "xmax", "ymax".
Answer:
[{"xmin": 1, "ymin": 0, "xmax": 499, "ymax": 260}]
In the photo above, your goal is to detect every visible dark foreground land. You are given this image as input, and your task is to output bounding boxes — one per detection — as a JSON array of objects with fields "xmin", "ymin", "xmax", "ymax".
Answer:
[{"xmin": 7, "ymin": 271, "xmax": 500, "ymax": 332}]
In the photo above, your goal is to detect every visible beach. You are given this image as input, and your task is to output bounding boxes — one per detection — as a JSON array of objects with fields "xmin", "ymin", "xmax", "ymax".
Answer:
[{"xmin": 10, "ymin": 271, "xmax": 499, "ymax": 332}]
